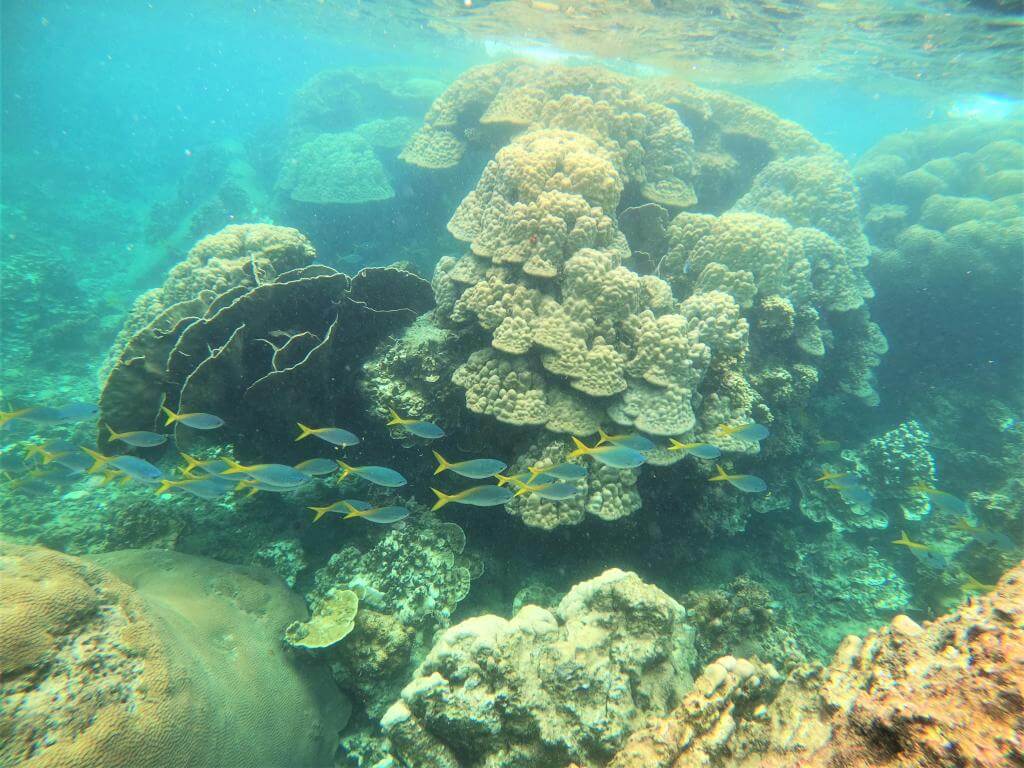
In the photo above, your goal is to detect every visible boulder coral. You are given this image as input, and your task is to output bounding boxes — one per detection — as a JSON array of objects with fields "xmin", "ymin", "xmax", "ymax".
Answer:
[
  {"xmin": 605, "ymin": 560, "xmax": 1024, "ymax": 767},
  {"xmin": 277, "ymin": 131, "xmax": 395, "ymax": 204},
  {"xmin": 855, "ymin": 118, "xmax": 1023, "ymax": 383},
  {"xmin": 0, "ymin": 541, "xmax": 347, "ymax": 768},
  {"xmin": 401, "ymin": 60, "xmax": 699, "ymax": 207},
  {"xmin": 374, "ymin": 61, "xmax": 887, "ymax": 529},
  {"xmin": 382, "ymin": 568, "xmax": 695, "ymax": 768}
]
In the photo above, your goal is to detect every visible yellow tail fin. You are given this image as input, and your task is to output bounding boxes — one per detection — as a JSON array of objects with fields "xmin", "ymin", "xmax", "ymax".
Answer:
[
  {"xmin": 336, "ymin": 460, "xmax": 353, "ymax": 480},
  {"xmin": 567, "ymin": 436, "xmax": 590, "ymax": 459},
  {"xmin": 221, "ymin": 457, "xmax": 247, "ymax": 475},
  {"xmin": 309, "ymin": 506, "xmax": 329, "ymax": 523},
  {"xmin": 0, "ymin": 408, "xmax": 30, "ymax": 428},
  {"xmin": 597, "ymin": 428, "xmax": 611, "ymax": 446},
  {"xmin": 24, "ymin": 443, "xmax": 47, "ymax": 461},
  {"xmin": 179, "ymin": 452, "xmax": 200, "ymax": 472},
  {"xmin": 155, "ymin": 479, "xmax": 177, "ymax": 495},
  {"xmin": 496, "ymin": 473, "xmax": 511, "ymax": 487},
  {"xmin": 81, "ymin": 446, "xmax": 111, "ymax": 474},
  {"xmin": 161, "ymin": 406, "xmax": 179, "ymax": 426},
  {"xmin": 295, "ymin": 422, "xmax": 315, "ymax": 442},
  {"xmin": 387, "ymin": 408, "xmax": 403, "ymax": 426},
  {"xmin": 342, "ymin": 501, "xmax": 369, "ymax": 520},
  {"xmin": 431, "ymin": 488, "xmax": 453, "ymax": 511},
  {"xmin": 432, "ymin": 451, "xmax": 450, "ymax": 476},
  {"xmin": 668, "ymin": 438, "xmax": 683, "ymax": 451},
  {"xmin": 709, "ymin": 464, "xmax": 730, "ymax": 482},
  {"xmin": 105, "ymin": 424, "xmax": 121, "ymax": 440}
]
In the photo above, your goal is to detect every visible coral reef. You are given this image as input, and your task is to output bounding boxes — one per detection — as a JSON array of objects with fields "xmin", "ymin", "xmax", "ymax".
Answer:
[
  {"xmin": 382, "ymin": 568, "xmax": 695, "ymax": 768},
  {"xmin": 401, "ymin": 61, "xmax": 699, "ymax": 207},
  {"xmin": 855, "ymin": 118, "xmax": 1023, "ymax": 400},
  {"xmin": 99, "ymin": 226, "xmax": 432, "ymax": 456},
  {"xmin": 303, "ymin": 513, "xmax": 477, "ymax": 719},
  {"xmin": 396, "ymin": 63, "xmax": 882, "ymax": 514},
  {"xmin": 606, "ymin": 560, "xmax": 1024, "ymax": 767},
  {"xmin": 277, "ymin": 132, "xmax": 395, "ymax": 204},
  {"xmin": 102, "ymin": 223, "xmax": 317, "ymax": 379},
  {"xmin": 0, "ymin": 541, "xmax": 347, "ymax": 768},
  {"xmin": 683, "ymin": 576, "xmax": 805, "ymax": 671}
]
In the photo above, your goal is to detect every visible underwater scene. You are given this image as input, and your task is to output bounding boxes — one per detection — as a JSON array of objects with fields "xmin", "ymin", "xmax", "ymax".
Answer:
[{"xmin": 1, "ymin": 1, "xmax": 1022, "ymax": 766}]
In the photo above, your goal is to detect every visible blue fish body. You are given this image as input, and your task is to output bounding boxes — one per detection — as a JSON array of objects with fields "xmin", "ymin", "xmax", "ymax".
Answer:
[
  {"xmin": 532, "ymin": 482, "xmax": 581, "ymax": 501},
  {"xmin": 727, "ymin": 474, "xmax": 767, "ymax": 493},
  {"xmin": 295, "ymin": 458, "xmax": 341, "ymax": 476},
  {"xmin": 110, "ymin": 455, "xmax": 164, "ymax": 482},
  {"xmin": 55, "ymin": 402, "xmax": 100, "ymax": 422},
  {"xmin": 341, "ymin": 464, "xmax": 407, "ymax": 488},
  {"xmin": 590, "ymin": 444, "xmax": 646, "ymax": 469},
  {"xmin": 177, "ymin": 412, "xmax": 225, "ymax": 430},
  {"xmin": 405, "ymin": 421, "xmax": 445, "ymax": 439},
  {"xmin": 245, "ymin": 464, "xmax": 310, "ymax": 488},
  {"xmin": 444, "ymin": 458, "xmax": 507, "ymax": 479},
  {"xmin": 687, "ymin": 444, "xmax": 722, "ymax": 460},
  {"xmin": 537, "ymin": 463, "xmax": 587, "ymax": 482},
  {"xmin": 731, "ymin": 423, "xmax": 770, "ymax": 442},
  {"xmin": 356, "ymin": 506, "xmax": 410, "ymax": 524},
  {"xmin": 111, "ymin": 430, "xmax": 168, "ymax": 448}
]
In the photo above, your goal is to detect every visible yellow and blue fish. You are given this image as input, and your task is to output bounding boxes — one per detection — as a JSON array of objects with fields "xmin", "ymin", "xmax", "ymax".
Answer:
[
  {"xmin": 337, "ymin": 460, "xmax": 407, "ymax": 488},
  {"xmin": 667, "ymin": 439, "xmax": 721, "ymax": 459},
  {"xmin": 295, "ymin": 422, "xmax": 359, "ymax": 447},
  {"xmin": 161, "ymin": 406, "xmax": 225, "ymax": 430},
  {"xmin": 81, "ymin": 447, "xmax": 163, "ymax": 482},
  {"xmin": 387, "ymin": 408, "xmax": 444, "ymax": 439},
  {"xmin": 716, "ymin": 422, "xmax": 770, "ymax": 442},
  {"xmin": 433, "ymin": 451, "xmax": 506, "ymax": 479},
  {"xmin": 431, "ymin": 485, "xmax": 514, "ymax": 511},
  {"xmin": 294, "ymin": 457, "xmax": 342, "ymax": 477},
  {"xmin": 526, "ymin": 462, "xmax": 587, "ymax": 483},
  {"xmin": 105, "ymin": 425, "xmax": 168, "ymax": 448},
  {"xmin": 567, "ymin": 437, "xmax": 646, "ymax": 469},
  {"xmin": 709, "ymin": 464, "xmax": 767, "ymax": 493},
  {"xmin": 595, "ymin": 429, "xmax": 655, "ymax": 452},
  {"xmin": 340, "ymin": 500, "xmax": 410, "ymax": 524},
  {"xmin": 910, "ymin": 481, "xmax": 970, "ymax": 516},
  {"xmin": 221, "ymin": 458, "xmax": 310, "ymax": 488}
]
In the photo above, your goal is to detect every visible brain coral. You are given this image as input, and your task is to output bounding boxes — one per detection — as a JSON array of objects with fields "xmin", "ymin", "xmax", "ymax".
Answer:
[
  {"xmin": 0, "ymin": 541, "xmax": 346, "ymax": 768},
  {"xmin": 382, "ymin": 568, "xmax": 695, "ymax": 768},
  {"xmin": 278, "ymin": 131, "xmax": 394, "ymax": 204}
]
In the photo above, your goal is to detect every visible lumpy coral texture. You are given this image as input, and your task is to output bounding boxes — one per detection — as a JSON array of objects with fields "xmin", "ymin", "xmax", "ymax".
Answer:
[{"xmin": 0, "ymin": 540, "xmax": 347, "ymax": 768}]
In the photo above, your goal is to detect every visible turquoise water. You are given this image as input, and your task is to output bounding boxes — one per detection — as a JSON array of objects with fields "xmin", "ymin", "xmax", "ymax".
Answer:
[{"xmin": 2, "ymin": 2, "xmax": 1021, "ymax": 767}]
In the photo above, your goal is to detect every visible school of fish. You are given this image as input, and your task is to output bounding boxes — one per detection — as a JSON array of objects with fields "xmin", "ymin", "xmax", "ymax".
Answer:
[{"xmin": 1, "ymin": 402, "xmax": 1015, "ymax": 592}]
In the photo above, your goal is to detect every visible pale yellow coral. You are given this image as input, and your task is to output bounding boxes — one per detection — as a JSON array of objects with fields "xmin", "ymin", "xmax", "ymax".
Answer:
[
  {"xmin": 404, "ymin": 61, "xmax": 697, "ymax": 207},
  {"xmin": 278, "ymin": 132, "xmax": 394, "ymax": 204},
  {"xmin": 609, "ymin": 381, "xmax": 696, "ymax": 437},
  {"xmin": 448, "ymin": 130, "xmax": 626, "ymax": 274},
  {"xmin": 285, "ymin": 589, "xmax": 359, "ymax": 650},
  {"xmin": 504, "ymin": 438, "xmax": 640, "ymax": 529},
  {"xmin": 451, "ymin": 348, "xmax": 548, "ymax": 426}
]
